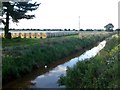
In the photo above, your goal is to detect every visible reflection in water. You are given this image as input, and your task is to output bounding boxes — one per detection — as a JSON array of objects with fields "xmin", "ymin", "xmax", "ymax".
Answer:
[{"xmin": 31, "ymin": 40, "xmax": 106, "ymax": 88}]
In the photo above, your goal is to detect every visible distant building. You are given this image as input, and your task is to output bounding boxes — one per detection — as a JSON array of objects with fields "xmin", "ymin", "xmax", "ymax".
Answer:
[{"xmin": 104, "ymin": 23, "xmax": 114, "ymax": 31}]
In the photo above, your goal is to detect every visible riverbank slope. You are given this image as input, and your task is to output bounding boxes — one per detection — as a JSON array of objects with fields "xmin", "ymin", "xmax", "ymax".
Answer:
[
  {"xmin": 58, "ymin": 34, "xmax": 119, "ymax": 88},
  {"xmin": 2, "ymin": 32, "xmax": 115, "ymax": 84}
]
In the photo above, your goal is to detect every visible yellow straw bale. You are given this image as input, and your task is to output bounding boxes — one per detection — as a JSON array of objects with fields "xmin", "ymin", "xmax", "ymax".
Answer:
[
  {"xmin": 15, "ymin": 33, "xmax": 20, "ymax": 37},
  {"xmin": 11, "ymin": 33, "xmax": 16, "ymax": 38},
  {"xmin": 36, "ymin": 33, "xmax": 41, "ymax": 38},
  {"xmin": 2, "ymin": 33, "xmax": 5, "ymax": 38},
  {"xmin": 30, "ymin": 33, "xmax": 35, "ymax": 38},
  {"xmin": 25, "ymin": 33, "xmax": 30, "ymax": 38},
  {"xmin": 20, "ymin": 33, "xmax": 25, "ymax": 38},
  {"xmin": 41, "ymin": 32, "xmax": 47, "ymax": 39}
]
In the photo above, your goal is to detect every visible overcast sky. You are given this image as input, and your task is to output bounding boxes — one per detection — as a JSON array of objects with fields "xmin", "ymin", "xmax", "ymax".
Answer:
[{"xmin": 1, "ymin": 0, "xmax": 119, "ymax": 29}]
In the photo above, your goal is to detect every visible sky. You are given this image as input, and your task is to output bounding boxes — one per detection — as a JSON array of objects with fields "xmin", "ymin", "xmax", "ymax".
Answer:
[{"xmin": 0, "ymin": 0, "xmax": 119, "ymax": 29}]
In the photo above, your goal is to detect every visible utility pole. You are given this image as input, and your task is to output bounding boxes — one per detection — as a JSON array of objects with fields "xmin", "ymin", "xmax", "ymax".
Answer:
[{"xmin": 78, "ymin": 16, "xmax": 80, "ymax": 31}]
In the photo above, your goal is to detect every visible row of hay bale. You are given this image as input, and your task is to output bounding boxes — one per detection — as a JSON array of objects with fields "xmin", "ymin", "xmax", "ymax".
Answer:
[
  {"xmin": 0, "ymin": 31, "xmax": 78, "ymax": 38},
  {"xmin": 0, "ymin": 32, "xmax": 47, "ymax": 39}
]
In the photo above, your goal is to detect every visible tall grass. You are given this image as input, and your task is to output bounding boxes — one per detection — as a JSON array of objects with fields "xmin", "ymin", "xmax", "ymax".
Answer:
[
  {"xmin": 58, "ymin": 34, "xmax": 119, "ymax": 89},
  {"xmin": 2, "ymin": 32, "xmax": 114, "ymax": 84}
]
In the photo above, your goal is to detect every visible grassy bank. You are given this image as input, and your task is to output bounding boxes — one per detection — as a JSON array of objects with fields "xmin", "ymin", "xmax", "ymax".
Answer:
[
  {"xmin": 2, "ymin": 32, "xmax": 115, "ymax": 84},
  {"xmin": 58, "ymin": 34, "xmax": 119, "ymax": 89}
]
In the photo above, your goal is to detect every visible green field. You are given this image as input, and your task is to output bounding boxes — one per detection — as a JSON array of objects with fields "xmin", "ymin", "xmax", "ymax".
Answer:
[{"xmin": 2, "ymin": 31, "xmax": 115, "ymax": 84}]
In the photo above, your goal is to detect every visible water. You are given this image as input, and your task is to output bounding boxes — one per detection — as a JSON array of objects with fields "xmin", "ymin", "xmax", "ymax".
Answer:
[
  {"xmin": 29, "ymin": 40, "xmax": 106, "ymax": 88},
  {"xmin": 2, "ymin": 40, "xmax": 106, "ymax": 89}
]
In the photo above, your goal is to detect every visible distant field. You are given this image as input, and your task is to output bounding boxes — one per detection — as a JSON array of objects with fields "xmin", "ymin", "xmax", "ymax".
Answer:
[
  {"xmin": 2, "ymin": 31, "xmax": 115, "ymax": 48},
  {"xmin": 0, "ymin": 31, "xmax": 78, "ymax": 39}
]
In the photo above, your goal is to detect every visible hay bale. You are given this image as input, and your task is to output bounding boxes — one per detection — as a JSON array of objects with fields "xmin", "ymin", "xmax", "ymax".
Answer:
[
  {"xmin": 30, "ymin": 33, "xmax": 35, "ymax": 38},
  {"xmin": 36, "ymin": 33, "xmax": 41, "ymax": 38},
  {"xmin": 11, "ymin": 33, "xmax": 16, "ymax": 38},
  {"xmin": 15, "ymin": 33, "xmax": 20, "ymax": 38},
  {"xmin": 1, "ymin": 33, "xmax": 5, "ymax": 38},
  {"xmin": 0, "ymin": 33, "xmax": 2, "ymax": 38},
  {"xmin": 25, "ymin": 33, "xmax": 30, "ymax": 38},
  {"xmin": 20, "ymin": 33, "xmax": 25, "ymax": 38},
  {"xmin": 41, "ymin": 32, "xmax": 47, "ymax": 39}
]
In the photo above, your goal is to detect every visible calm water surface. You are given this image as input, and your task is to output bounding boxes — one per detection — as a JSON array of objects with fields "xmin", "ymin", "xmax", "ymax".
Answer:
[
  {"xmin": 2, "ymin": 40, "xmax": 106, "ymax": 89},
  {"xmin": 29, "ymin": 40, "xmax": 106, "ymax": 88}
]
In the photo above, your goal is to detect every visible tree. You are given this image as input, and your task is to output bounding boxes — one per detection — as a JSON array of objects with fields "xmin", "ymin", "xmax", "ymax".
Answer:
[
  {"xmin": 1, "ymin": 0, "xmax": 40, "ymax": 38},
  {"xmin": 104, "ymin": 23, "xmax": 114, "ymax": 31},
  {"xmin": 0, "ymin": 1, "xmax": 2, "ymax": 13}
]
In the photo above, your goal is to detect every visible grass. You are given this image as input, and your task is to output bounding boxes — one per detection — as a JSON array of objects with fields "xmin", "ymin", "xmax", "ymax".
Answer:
[
  {"xmin": 2, "ymin": 32, "xmax": 115, "ymax": 84},
  {"xmin": 58, "ymin": 34, "xmax": 119, "ymax": 89},
  {"xmin": 2, "ymin": 35, "xmax": 79, "ymax": 47},
  {"xmin": 2, "ymin": 38, "xmax": 41, "ymax": 48}
]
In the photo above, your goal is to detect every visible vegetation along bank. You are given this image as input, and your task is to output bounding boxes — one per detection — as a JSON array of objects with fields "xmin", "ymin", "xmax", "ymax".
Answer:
[
  {"xmin": 2, "ymin": 32, "xmax": 115, "ymax": 84},
  {"xmin": 58, "ymin": 34, "xmax": 119, "ymax": 89}
]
